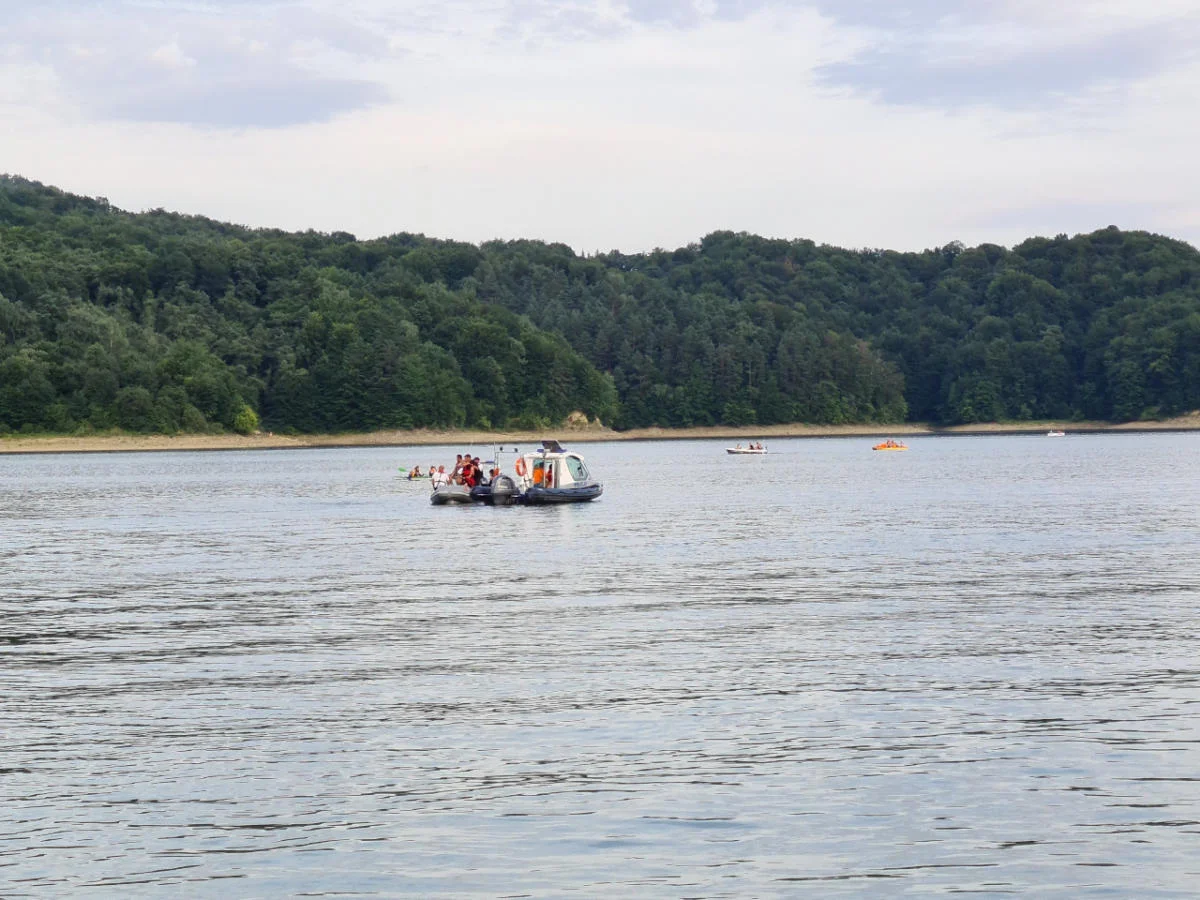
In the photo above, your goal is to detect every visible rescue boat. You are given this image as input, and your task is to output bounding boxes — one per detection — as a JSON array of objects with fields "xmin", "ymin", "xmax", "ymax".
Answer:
[{"xmin": 512, "ymin": 440, "xmax": 603, "ymax": 504}]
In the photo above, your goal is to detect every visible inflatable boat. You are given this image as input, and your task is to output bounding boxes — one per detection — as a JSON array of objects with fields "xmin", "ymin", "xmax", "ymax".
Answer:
[
  {"xmin": 430, "ymin": 482, "xmax": 473, "ymax": 505},
  {"xmin": 513, "ymin": 440, "xmax": 603, "ymax": 504}
]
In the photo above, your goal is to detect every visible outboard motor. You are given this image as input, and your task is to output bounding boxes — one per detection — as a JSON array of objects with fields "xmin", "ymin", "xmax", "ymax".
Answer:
[{"xmin": 490, "ymin": 474, "xmax": 518, "ymax": 506}]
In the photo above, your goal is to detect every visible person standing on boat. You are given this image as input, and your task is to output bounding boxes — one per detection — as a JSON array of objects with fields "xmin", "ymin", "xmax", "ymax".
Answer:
[{"xmin": 432, "ymin": 465, "xmax": 450, "ymax": 488}]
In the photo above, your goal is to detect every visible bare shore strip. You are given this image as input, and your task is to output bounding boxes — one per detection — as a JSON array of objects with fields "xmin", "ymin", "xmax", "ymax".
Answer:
[{"xmin": 2, "ymin": 413, "xmax": 1199, "ymax": 455}]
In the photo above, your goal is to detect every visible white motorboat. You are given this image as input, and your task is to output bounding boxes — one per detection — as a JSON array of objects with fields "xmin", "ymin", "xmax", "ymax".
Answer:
[
  {"xmin": 726, "ymin": 446, "xmax": 766, "ymax": 454},
  {"xmin": 512, "ymin": 440, "xmax": 603, "ymax": 504},
  {"xmin": 1047, "ymin": 430, "xmax": 1066, "ymax": 437}
]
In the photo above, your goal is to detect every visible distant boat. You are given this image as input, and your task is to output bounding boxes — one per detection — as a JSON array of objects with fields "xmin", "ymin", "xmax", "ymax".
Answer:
[
  {"xmin": 726, "ymin": 445, "xmax": 766, "ymax": 454},
  {"xmin": 873, "ymin": 440, "xmax": 908, "ymax": 451},
  {"xmin": 1047, "ymin": 430, "xmax": 1066, "ymax": 437}
]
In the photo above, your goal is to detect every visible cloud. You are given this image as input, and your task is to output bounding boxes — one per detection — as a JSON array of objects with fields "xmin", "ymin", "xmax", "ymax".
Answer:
[
  {"xmin": 810, "ymin": 1, "xmax": 1200, "ymax": 111},
  {"xmin": 1, "ymin": 0, "xmax": 1198, "ymax": 254},
  {"xmin": 150, "ymin": 41, "xmax": 197, "ymax": 70},
  {"xmin": 15, "ymin": 1, "xmax": 1196, "ymax": 127},
  {"xmin": 103, "ymin": 78, "xmax": 388, "ymax": 129},
  {"xmin": 1, "ymin": 1, "xmax": 395, "ymax": 127}
]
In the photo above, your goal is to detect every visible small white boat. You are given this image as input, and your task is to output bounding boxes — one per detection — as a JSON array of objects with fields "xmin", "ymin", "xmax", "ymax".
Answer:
[
  {"xmin": 1047, "ymin": 430, "xmax": 1066, "ymax": 437},
  {"xmin": 512, "ymin": 440, "xmax": 603, "ymax": 504},
  {"xmin": 726, "ymin": 446, "xmax": 766, "ymax": 455}
]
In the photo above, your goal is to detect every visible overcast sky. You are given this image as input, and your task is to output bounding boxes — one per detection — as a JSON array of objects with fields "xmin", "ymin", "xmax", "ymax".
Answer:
[{"xmin": 3, "ymin": 0, "xmax": 1198, "ymax": 252}]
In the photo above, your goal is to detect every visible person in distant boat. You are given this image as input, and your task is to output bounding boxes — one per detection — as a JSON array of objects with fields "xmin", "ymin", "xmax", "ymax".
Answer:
[
  {"xmin": 411, "ymin": 466, "xmax": 422, "ymax": 478},
  {"xmin": 532, "ymin": 463, "xmax": 545, "ymax": 486},
  {"xmin": 735, "ymin": 443, "xmax": 742, "ymax": 450}
]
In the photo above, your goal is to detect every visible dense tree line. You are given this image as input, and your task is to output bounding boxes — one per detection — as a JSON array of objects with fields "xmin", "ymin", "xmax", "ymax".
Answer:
[
  {"xmin": 2, "ymin": 175, "xmax": 1198, "ymax": 434},
  {"xmin": 0, "ymin": 177, "xmax": 616, "ymax": 434},
  {"xmin": 473, "ymin": 230, "xmax": 1200, "ymax": 426}
]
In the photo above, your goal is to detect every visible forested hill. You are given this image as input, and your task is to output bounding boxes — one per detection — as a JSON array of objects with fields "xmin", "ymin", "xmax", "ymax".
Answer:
[{"xmin": 2, "ymin": 175, "xmax": 1199, "ymax": 435}]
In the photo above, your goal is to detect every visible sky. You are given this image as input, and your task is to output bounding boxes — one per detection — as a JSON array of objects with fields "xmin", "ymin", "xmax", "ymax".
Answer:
[{"xmin": 2, "ymin": 0, "xmax": 1199, "ymax": 253}]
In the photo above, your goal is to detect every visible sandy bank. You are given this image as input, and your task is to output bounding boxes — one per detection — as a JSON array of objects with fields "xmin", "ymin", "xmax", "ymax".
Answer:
[{"xmin": 2, "ymin": 414, "xmax": 1198, "ymax": 455}]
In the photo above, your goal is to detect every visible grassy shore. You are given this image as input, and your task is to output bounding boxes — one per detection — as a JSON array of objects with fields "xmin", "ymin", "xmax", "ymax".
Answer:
[{"xmin": 2, "ymin": 413, "xmax": 1199, "ymax": 454}]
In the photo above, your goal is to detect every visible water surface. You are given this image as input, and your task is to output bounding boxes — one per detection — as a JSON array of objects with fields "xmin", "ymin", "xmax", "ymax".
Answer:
[{"xmin": 3, "ymin": 434, "xmax": 1200, "ymax": 896}]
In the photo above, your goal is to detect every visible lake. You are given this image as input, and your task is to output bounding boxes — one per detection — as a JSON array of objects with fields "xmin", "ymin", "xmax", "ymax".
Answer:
[{"xmin": 3, "ymin": 434, "xmax": 1200, "ymax": 897}]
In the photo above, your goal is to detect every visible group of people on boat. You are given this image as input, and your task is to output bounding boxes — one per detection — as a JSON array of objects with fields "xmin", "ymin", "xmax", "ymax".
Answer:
[
  {"xmin": 879, "ymin": 439, "xmax": 903, "ymax": 448},
  {"xmin": 735, "ymin": 442, "xmax": 764, "ymax": 450},
  {"xmin": 450, "ymin": 453, "xmax": 497, "ymax": 488},
  {"xmin": 410, "ymin": 454, "xmax": 501, "ymax": 489}
]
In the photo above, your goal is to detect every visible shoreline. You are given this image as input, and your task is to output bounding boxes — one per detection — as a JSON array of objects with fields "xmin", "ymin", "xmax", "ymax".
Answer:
[{"xmin": 2, "ymin": 415, "xmax": 1199, "ymax": 455}]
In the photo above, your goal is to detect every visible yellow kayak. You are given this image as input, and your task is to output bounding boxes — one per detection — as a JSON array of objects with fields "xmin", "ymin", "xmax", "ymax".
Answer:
[{"xmin": 873, "ymin": 442, "xmax": 908, "ymax": 451}]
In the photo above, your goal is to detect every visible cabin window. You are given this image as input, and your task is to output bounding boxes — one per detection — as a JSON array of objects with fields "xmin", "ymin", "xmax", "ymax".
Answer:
[{"xmin": 565, "ymin": 456, "xmax": 589, "ymax": 482}]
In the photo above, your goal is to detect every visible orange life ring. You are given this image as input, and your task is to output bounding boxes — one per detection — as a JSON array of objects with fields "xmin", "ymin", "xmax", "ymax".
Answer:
[{"xmin": 514, "ymin": 458, "xmax": 527, "ymax": 477}]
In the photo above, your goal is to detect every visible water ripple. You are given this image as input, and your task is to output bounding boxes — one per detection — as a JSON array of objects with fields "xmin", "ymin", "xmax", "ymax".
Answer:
[{"xmin": 3, "ymin": 436, "xmax": 1200, "ymax": 896}]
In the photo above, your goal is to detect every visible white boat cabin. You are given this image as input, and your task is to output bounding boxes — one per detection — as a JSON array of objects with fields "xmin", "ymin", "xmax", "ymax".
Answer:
[{"xmin": 515, "ymin": 440, "xmax": 595, "ymax": 491}]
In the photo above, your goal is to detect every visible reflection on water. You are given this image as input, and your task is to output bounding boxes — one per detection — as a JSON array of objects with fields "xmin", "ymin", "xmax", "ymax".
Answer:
[{"xmin": 3, "ymin": 435, "xmax": 1200, "ymax": 896}]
